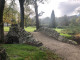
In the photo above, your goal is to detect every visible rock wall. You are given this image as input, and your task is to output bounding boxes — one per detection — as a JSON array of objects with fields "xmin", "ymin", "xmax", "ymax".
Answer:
[
  {"xmin": 38, "ymin": 27, "xmax": 77, "ymax": 45},
  {"xmin": 0, "ymin": 47, "xmax": 9, "ymax": 60},
  {"xmin": 5, "ymin": 24, "xmax": 42, "ymax": 47}
]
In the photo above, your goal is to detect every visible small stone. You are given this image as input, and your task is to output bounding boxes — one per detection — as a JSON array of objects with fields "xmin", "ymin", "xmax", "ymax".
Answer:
[{"xmin": 68, "ymin": 40, "xmax": 77, "ymax": 45}]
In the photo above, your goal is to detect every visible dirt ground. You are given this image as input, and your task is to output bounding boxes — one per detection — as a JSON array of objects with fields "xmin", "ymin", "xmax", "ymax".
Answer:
[
  {"xmin": 31, "ymin": 32, "xmax": 80, "ymax": 60},
  {"xmin": 4, "ymin": 32, "xmax": 8, "ymax": 36}
]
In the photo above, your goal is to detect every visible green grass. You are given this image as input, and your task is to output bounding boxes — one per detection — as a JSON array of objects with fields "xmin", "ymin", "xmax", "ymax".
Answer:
[
  {"xmin": 4, "ymin": 27, "xmax": 9, "ymax": 32},
  {"xmin": 1, "ymin": 44, "xmax": 62, "ymax": 60},
  {"xmin": 54, "ymin": 28, "xmax": 63, "ymax": 33},
  {"xmin": 54, "ymin": 28, "xmax": 72, "ymax": 38},
  {"xmin": 25, "ymin": 26, "xmax": 36, "ymax": 32},
  {"xmin": 4, "ymin": 27, "xmax": 71, "ymax": 38},
  {"xmin": 4, "ymin": 26, "xmax": 36, "ymax": 32},
  {"xmin": 4, "ymin": 27, "xmax": 72, "ymax": 38},
  {"xmin": 60, "ymin": 33, "xmax": 72, "ymax": 38}
]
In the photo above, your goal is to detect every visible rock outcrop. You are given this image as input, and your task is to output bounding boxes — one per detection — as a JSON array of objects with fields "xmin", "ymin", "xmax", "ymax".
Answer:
[
  {"xmin": 5, "ymin": 24, "xmax": 42, "ymax": 47},
  {"xmin": 0, "ymin": 47, "xmax": 9, "ymax": 60}
]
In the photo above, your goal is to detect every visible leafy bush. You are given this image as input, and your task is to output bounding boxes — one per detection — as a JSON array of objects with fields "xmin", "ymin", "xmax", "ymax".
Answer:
[
  {"xmin": 61, "ymin": 25, "xmax": 80, "ymax": 34},
  {"xmin": 54, "ymin": 28, "xmax": 72, "ymax": 39},
  {"xmin": 72, "ymin": 34, "xmax": 80, "ymax": 44}
]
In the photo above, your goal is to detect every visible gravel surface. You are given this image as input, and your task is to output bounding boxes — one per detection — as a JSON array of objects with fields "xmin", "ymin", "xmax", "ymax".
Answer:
[{"xmin": 31, "ymin": 32, "xmax": 80, "ymax": 60}]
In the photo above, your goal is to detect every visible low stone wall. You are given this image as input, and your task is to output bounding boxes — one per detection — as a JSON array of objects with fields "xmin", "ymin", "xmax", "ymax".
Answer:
[{"xmin": 38, "ymin": 27, "xmax": 77, "ymax": 45}]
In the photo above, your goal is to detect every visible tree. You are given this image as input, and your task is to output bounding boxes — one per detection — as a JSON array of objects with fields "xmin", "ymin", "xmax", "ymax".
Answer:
[
  {"xmin": 50, "ymin": 10, "xmax": 56, "ymax": 28},
  {"xmin": 0, "ymin": 0, "xmax": 5, "ymax": 43},
  {"xmin": 19, "ymin": 0, "xmax": 25, "ymax": 29},
  {"xmin": 76, "ymin": 17, "xmax": 80, "ymax": 24},
  {"xmin": 26, "ymin": 0, "xmax": 47, "ymax": 30},
  {"xmin": 34, "ymin": 0, "xmax": 39, "ymax": 30},
  {"xmin": 24, "ymin": 2, "xmax": 34, "ymax": 27},
  {"xmin": 63, "ymin": 15, "xmax": 69, "ymax": 26},
  {"xmin": 24, "ymin": 0, "xmax": 39, "ymax": 30},
  {"xmin": 3, "ymin": 2, "xmax": 9, "ymax": 26},
  {"xmin": 19, "ymin": 0, "xmax": 47, "ymax": 29},
  {"xmin": 3, "ymin": 1, "xmax": 18, "ymax": 26},
  {"xmin": 69, "ymin": 16, "xmax": 77, "ymax": 26}
]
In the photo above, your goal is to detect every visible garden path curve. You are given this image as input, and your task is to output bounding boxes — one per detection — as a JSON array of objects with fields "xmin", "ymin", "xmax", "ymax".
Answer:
[{"xmin": 31, "ymin": 32, "xmax": 80, "ymax": 60}]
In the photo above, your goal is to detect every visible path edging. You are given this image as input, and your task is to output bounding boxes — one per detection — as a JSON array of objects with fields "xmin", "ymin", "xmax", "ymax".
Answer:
[{"xmin": 37, "ymin": 27, "xmax": 77, "ymax": 45}]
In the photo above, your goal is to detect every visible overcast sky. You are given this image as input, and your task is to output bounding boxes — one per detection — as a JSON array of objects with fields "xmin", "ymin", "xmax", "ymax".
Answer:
[
  {"xmin": 7, "ymin": 0, "xmax": 80, "ymax": 18},
  {"xmin": 38, "ymin": 0, "xmax": 80, "ymax": 18}
]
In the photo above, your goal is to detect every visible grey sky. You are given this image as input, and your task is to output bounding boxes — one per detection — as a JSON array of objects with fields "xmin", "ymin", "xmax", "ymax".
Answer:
[
  {"xmin": 58, "ymin": 1, "xmax": 80, "ymax": 16},
  {"xmin": 6, "ymin": 0, "xmax": 80, "ymax": 18},
  {"xmin": 39, "ymin": 0, "xmax": 80, "ymax": 18}
]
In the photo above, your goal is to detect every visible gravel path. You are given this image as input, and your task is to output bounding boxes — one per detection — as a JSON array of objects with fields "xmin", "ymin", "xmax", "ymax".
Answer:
[{"xmin": 31, "ymin": 32, "xmax": 80, "ymax": 60}]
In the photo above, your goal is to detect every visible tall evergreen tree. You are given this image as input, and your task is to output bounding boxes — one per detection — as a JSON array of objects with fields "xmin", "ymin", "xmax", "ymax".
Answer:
[
  {"xmin": 0, "ymin": 0, "xmax": 5, "ymax": 43},
  {"xmin": 63, "ymin": 15, "xmax": 69, "ymax": 26},
  {"xmin": 51, "ymin": 10, "xmax": 56, "ymax": 28}
]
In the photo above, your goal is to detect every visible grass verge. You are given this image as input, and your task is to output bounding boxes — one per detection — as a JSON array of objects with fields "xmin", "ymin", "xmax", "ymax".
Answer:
[
  {"xmin": 4, "ymin": 27, "xmax": 9, "ymax": 32},
  {"xmin": 4, "ymin": 26, "xmax": 36, "ymax": 32},
  {"xmin": 1, "ymin": 44, "xmax": 62, "ymax": 60},
  {"xmin": 54, "ymin": 28, "xmax": 72, "ymax": 38},
  {"xmin": 25, "ymin": 26, "xmax": 36, "ymax": 32}
]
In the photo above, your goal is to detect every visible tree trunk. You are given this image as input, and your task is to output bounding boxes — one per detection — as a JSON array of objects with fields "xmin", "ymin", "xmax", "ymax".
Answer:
[
  {"xmin": 19, "ymin": 0, "xmax": 25, "ymax": 29},
  {"xmin": 34, "ymin": 0, "xmax": 39, "ymax": 30},
  {"xmin": 0, "ymin": 0, "xmax": 5, "ymax": 43}
]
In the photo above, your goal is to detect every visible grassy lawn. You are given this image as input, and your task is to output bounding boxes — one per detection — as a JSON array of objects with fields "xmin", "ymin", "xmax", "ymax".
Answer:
[
  {"xmin": 60, "ymin": 33, "xmax": 72, "ymax": 38},
  {"xmin": 25, "ymin": 26, "xmax": 36, "ymax": 32},
  {"xmin": 4, "ymin": 27, "xmax": 9, "ymax": 32},
  {"xmin": 54, "ymin": 28, "xmax": 63, "ymax": 33},
  {"xmin": 54, "ymin": 28, "xmax": 72, "ymax": 38},
  {"xmin": 1, "ymin": 44, "xmax": 62, "ymax": 60},
  {"xmin": 4, "ymin": 27, "xmax": 71, "ymax": 38},
  {"xmin": 4, "ymin": 26, "xmax": 36, "ymax": 32}
]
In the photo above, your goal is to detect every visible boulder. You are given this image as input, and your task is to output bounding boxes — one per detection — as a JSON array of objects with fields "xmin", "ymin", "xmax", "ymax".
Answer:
[
  {"xmin": 0, "ymin": 47, "xmax": 9, "ymax": 60},
  {"xmin": 68, "ymin": 40, "xmax": 77, "ymax": 45},
  {"xmin": 5, "ymin": 24, "xmax": 43, "ymax": 47},
  {"xmin": 58, "ymin": 36, "xmax": 68, "ymax": 42}
]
